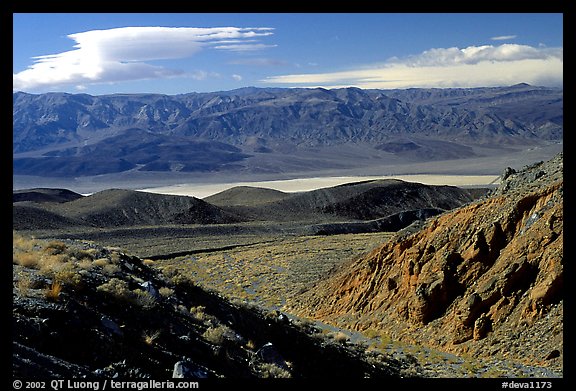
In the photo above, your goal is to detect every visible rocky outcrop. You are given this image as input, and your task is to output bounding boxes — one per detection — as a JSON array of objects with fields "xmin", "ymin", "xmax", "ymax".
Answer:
[{"xmin": 291, "ymin": 153, "xmax": 563, "ymax": 369}]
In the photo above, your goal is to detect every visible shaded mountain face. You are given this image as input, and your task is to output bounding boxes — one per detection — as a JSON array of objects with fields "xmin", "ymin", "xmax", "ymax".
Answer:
[
  {"xmin": 13, "ymin": 85, "xmax": 562, "ymax": 177},
  {"xmin": 13, "ymin": 188, "xmax": 84, "ymax": 203},
  {"xmin": 13, "ymin": 189, "xmax": 242, "ymax": 229},
  {"xmin": 289, "ymin": 153, "xmax": 563, "ymax": 369}
]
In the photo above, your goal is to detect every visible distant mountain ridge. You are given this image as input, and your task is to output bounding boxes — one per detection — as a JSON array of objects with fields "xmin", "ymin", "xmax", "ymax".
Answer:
[{"xmin": 13, "ymin": 84, "xmax": 562, "ymax": 177}]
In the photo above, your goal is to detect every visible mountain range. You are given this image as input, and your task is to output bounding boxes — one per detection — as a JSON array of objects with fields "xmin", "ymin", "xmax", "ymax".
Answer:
[{"xmin": 13, "ymin": 84, "xmax": 562, "ymax": 178}]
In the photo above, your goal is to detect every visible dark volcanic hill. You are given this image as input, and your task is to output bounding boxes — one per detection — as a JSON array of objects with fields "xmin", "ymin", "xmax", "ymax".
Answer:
[
  {"xmin": 211, "ymin": 179, "xmax": 488, "ymax": 223},
  {"xmin": 204, "ymin": 186, "xmax": 291, "ymax": 206},
  {"xmin": 13, "ymin": 180, "xmax": 487, "ymax": 233},
  {"xmin": 13, "ymin": 188, "xmax": 84, "ymax": 203},
  {"xmin": 13, "ymin": 189, "xmax": 242, "ymax": 229},
  {"xmin": 289, "ymin": 153, "xmax": 563, "ymax": 371},
  {"xmin": 13, "ymin": 84, "xmax": 562, "ymax": 177}
]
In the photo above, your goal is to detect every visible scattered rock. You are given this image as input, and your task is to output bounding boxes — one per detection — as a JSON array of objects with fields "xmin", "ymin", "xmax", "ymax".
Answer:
[
  {"xmin": 172, "ymin": 360, "xmax": 209, "ymax": 379},
  {"xmin": 100, "ymin": 316, "xmax": 123, "ymax": 337},
  {"xmin": 139, "ymin": 281, "xmax": 159, "ymax": 298},
  {"xmin": 256, "ymin": 342, "xmax": 290, "ymax": 370}
]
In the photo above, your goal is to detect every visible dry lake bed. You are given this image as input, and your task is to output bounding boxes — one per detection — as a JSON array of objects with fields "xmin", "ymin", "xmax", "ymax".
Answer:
[{"xmin": 137, "ymin": 174, "xmax": 500, "ymax": 198}]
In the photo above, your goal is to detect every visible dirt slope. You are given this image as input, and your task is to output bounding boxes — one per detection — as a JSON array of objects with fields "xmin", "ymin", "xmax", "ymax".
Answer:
[{"xmin": 290, "ymin": 153, "xmax": 563, "ymax": 371}]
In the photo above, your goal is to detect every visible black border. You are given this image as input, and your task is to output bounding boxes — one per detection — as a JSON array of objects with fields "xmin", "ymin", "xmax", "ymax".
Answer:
[{"xmin": 7, "ymin": 2, "xmax": 571, "ymax": 390}]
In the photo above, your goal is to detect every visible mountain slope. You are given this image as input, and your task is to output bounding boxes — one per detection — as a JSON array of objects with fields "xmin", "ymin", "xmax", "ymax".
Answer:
[
  {"xmin": 14, "ymin": 189, "xmax": 243, "ymax": 228},
  {"xmin": 289, "ymin": 153, "xmax": 563, "ymax": 370},
  {"xmin": 13, "ymin": 188, "xmax": 84, "ymax": 203},
  {"xmin": 14, "ymin": 180, "xmax": 487, "ymax": 231},
  {"xmin": 13, "ymin": 233, "xmax": 414, "ymax": 379},
  {"xmin": 216, "ymin": 179, "xmax": 487, "ymax": 222},
  {"xmin": 13, "ymin": 85, "xmax": 562, "ymax": 177}
]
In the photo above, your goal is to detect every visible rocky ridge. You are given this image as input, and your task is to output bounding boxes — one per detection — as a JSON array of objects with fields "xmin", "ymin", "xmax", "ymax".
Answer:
[
  {"xmin": 13, "ymin": 84, "xmax": 562, "ymax": 177},
  {"xmin": 289, "ymin": 153, "xmax": 563, "ymax": 373}
]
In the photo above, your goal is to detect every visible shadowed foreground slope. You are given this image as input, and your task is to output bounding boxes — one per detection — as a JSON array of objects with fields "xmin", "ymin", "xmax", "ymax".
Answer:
[{"xmin": 13, "ymin": 233, "xmax": 414, "ymax": 379}]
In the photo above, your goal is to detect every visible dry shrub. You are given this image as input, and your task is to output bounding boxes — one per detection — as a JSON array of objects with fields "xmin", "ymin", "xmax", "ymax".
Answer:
[
  {"xmin": 329, "ymin": 331, "xmax": 350, "ymax": 344},
  {"xmin": 256, "ymin": 363, "xmax": 292, "ymax": 378},
  {"xmin": 102, "ymin": 264, "xmax": 121, "ymax": 276},
  {"xmin": 93, "ymin": 258, "xmax": 109, "ymax": 267},
  {"xmin": 68, "ymin": 248, "xmax": 94, "ymax": 262},
  {"xmin": 96, "ymin": 278, "xmax": 132, "ymax": 300},
  {"xmin": 143, "ymin": 330, "xmax": 161, "ymax": 345},
  {"xmin": 15, "ymin": 272, "xmax": 33, "ymax": 296},
  {"xmin": 13, "ymin": 232, "xmax": 37, "ymax": 252},
  {"xmin": 202, "ymin": 325, "xmax": 235, "ymax": 345},
  {"xmin": 43, "ymin": 240, "xmax": 67, "ymax": 255},
  {"xmin": 13, "ymin": 252, "xmax": 39, "ymax": 268},
  {"xmin": 45, "ymin": 282, "xmax": 62, "ymax": 301},
  {"xmin": 37, "ymin": 253, "xmax": 71, "ymax": 277},
  {"xmin": 77, "ymin": 259, "xmax": 95, "ymax": 271},
  {"xmin": 133, "ymin": 289, "xmax": 157, "ymax": 309},
  {"xmin": 159, "ymin": 287, "xmax": 174, "ymax": 297},
  {"xmin": 54, "ymin": 264, "xmax": 82, "ymax": 287}
]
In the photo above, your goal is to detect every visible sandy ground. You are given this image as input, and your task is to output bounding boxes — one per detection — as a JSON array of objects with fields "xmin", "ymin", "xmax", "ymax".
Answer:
[{"xmin": 137, "ymin": 174, "xmax": 500, "ymax": 199}]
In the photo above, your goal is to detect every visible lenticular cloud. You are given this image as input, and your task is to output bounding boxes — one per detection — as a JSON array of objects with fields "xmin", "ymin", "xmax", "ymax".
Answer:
[
  {"xmin": 262, "ymin": 43, "xmax": 563, "ymax": 89},
  {"xmin": 13, "ymin": 26, "xmax": 275, "ymax": 92}
]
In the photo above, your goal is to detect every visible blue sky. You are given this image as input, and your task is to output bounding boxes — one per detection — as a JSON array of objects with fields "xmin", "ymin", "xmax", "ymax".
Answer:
[{"xmin": 13, "ymin": 13, "xmax": 563, "ymax": 95}]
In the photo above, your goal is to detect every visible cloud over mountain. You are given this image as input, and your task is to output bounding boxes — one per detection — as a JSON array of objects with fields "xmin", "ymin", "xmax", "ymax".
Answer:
[
  {"xmin": 13, "ymin": 26, "xmax": 275, "ymax": 92},
  {"xmin": 263, "ymin": 44, "xmax": 563, "ymax": 89}
]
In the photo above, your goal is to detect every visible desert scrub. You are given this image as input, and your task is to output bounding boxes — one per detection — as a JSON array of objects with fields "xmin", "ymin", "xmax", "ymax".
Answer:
[
  {"xmin": 190, "ymin": 305, "xmax": 218, "ymax": 322},
  {"xmin": 67, "ymin": 248, "xmax": 95, "ymax": 262},
  {"xmin": 362, "ymin": 327, "xmax": 392, "ymax": 346},
  {"xmin": 96, "ymin": 278, "xmax": 132, "ymax": 301},
  {"xmin": 133, "ymin": 289, "xmax": 157, "ymax": 309},
  {"xmin": 143, "ymin": 330, "xmax": 161, "ymax": 346},
  {"xmin": 43, "ymin": 240, "xmax": 67, "ymax": 255},
  {"xmin": 202, "ymin": 324, "xmax": 237, "ymax": 345},
  {"xmin": 254, "ymin": 363, "xmax": 291, "ymax": 378},
  {"xmin": 93, "ymin": 258, "xmax": 110, "ymax": 267},
  {"xmin": 158, "ymin": 287, "xmax": 174, "ymax": 297},
  {"xmin": 13, "ymin": 252, "xmax": 40, "ymax": 268},
  {"xmin": 13, "ymin": 231, "xmax": 38, "ymax": 252},
  {"xmin": 96, "ymin": 279, "xmax": 157, "ymax": 308},
  {"xmin": 45, "ymin": 281, "xmax": 62, "ymax": 301},
  {"xmin": 53, "ymin": 263, "xmax": 83, "ymax": 288},
  {"xmin": 102, "ymin": 264, "xmax": 121, "ymax": 276},
  {"xmin": 15, "ymin": 272, "xmax": 34, "ymax": 296},
  {"xmin": 328, "ymin": 331, "xmax": 350, "ymax": 344}
]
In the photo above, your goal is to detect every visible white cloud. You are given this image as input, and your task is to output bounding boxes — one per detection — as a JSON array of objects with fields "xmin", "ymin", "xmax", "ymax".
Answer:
[
  {"xmin": 262, "ymin": 43, "xmax": 563, "ymax": 89},
  {"xmin": 490, "ymin": 35, "xmax": 518, "ymax": 41},
  {"xmin": 232, "ymin": 74, "xmax": 243, "ymax": 81},
  {"xmin": 13, "ymin": 26, "xmax": 274, "ymax": 92}
]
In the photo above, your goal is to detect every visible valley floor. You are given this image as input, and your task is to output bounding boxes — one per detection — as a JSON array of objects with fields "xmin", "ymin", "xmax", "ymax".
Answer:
[{"xmin": 137, "ymin": 174, "xmax": 500, "ymax": 199}]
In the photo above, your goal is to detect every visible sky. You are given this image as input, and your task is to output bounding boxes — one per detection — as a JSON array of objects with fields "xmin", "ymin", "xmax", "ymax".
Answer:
[{"xmin": 12, "ymin": 13, "xmax": 563, "ymax": 95}]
